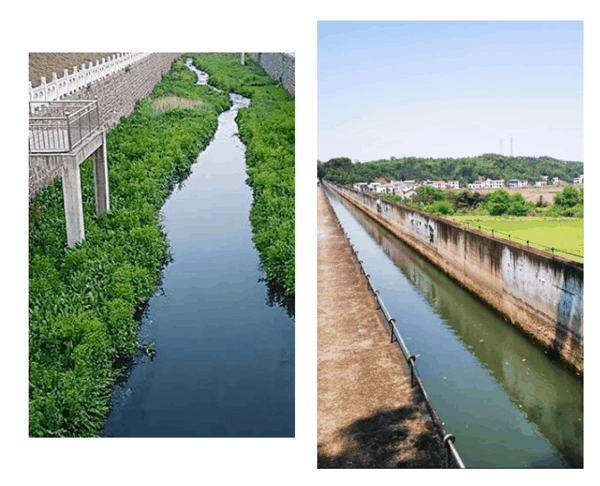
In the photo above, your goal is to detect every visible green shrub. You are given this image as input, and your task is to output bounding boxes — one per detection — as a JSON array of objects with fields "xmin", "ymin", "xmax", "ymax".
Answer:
[{"xmin": 29, "ymin": 55, "xmax": 230, "ymax": 437}]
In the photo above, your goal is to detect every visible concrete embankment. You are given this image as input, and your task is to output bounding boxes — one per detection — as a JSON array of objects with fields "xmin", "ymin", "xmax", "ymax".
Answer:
[
  {"xmin": 317, "ymin": 186, "xmax": 446, "ymax": 468},
  {"xmin": 324, "ymin": 181, "xmax": 583, "ymax": 375}
]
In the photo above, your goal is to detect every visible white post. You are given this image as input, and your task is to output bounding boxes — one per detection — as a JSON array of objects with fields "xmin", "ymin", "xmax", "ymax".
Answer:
[
  {"xmin": 93, "ymin": 132, "xmax": 110, "ymax": 215},
  {"xmin": 62, "ymin": 156, "xmax": 85, "ymax": 247}
]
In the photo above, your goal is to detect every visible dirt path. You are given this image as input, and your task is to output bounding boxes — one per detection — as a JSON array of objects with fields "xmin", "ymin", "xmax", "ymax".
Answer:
[{"xmin": 317, "ymin": 186, "xmax": 446, "ymax": 468}]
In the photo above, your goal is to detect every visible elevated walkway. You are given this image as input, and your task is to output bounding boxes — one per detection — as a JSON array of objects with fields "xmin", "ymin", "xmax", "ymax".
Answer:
[
  {"xmin": 317, "ymin": 186, "xmax": 446, "ymax": 467},
  {"xmin": 29, "ymin": 100, "xmax": 110, "ymax": 247}
]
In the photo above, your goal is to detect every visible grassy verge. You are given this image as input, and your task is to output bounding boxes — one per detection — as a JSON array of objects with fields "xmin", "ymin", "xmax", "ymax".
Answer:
[
  {"xmin": 449, "ymin": 216, "xmax": 583, "ymax": 261},
  {"xmin": 29, "ymin": 56, "xmax": 231, "ymax": 437},
  {"xmin": 186, "ymin": 53, "xmax": 295, "ymax": 296}
]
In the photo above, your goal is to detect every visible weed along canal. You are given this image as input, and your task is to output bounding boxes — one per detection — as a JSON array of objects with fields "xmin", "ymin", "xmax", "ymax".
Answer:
[
  {"xmin": 100, "ymin": 60, "xmax": 294, "ymax": 437},
  {"xmin": 323, "ymin": 186, "xmax": 582, "ymax": 467}
]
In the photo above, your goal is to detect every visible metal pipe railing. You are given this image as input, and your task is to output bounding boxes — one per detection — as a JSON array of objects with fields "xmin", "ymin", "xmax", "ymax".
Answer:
[{"xmin": 323, "ymin": 183, "xmax": 466, "ymax": 468}]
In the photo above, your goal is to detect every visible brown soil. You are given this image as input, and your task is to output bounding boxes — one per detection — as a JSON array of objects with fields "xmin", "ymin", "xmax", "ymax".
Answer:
[
  {"xmin": 317, "ymin": 186, "xmax": 446, "ymax": 468},
  {"xmin": 29, "ymin": 53, "xmax": 113, "ymax": 83},
  {"xmin": 472, "ymin": 183, "xmax": 581, "ymax": 204}
]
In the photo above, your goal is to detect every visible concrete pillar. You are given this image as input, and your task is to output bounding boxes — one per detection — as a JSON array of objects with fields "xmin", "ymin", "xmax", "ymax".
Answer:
[
  {"xmin": 61, "ymin": 156, "xmax": 85, "ymax": 247},
  {"xmin": 93, "ymin": 132, "xmax": 110, "ymax": 215}
]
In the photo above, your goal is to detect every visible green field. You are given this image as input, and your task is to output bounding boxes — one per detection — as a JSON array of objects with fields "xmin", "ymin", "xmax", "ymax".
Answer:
[{"xmin": 450, "ymin": 216, "xmax": 583, "ymax": 262}]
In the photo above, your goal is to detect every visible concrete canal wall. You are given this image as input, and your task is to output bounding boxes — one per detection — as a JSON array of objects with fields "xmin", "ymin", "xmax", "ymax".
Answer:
[
  {"xmin": 29, "ymin": 53, "xmax": 181, "ymax": 199},
  {"xmin": 324, "ymin": 181, "xmax": 584, "ymax": 373}
]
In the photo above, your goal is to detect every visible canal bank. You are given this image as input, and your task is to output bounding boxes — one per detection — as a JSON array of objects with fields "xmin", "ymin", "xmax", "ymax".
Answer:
[
  {"xmin": 317, "ymin": 186, "xmax": 446, "ymax": 467},
  {"xmin": 323, "ymin": 185, "xmax": 583, "ymax": 467},
  {"xmin": 100, "ymin": 60, "xmax": 294, "ymax": 437},
  {"xmin": 324, "ymin": 181, "xmax": 583, "ymax": 375}
]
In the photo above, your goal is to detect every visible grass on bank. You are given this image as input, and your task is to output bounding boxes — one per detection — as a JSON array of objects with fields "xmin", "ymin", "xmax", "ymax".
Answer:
[
  {"xmin": 29, "ymin": 56, "xmax": 231, "ymax": 437},
  {"xmin": 186, "ymin": 53, "xmax": 295, "ymax": 296},
  {"xmin": 449, "ymin": 216, "xmax": 583, "ymax": 261}
]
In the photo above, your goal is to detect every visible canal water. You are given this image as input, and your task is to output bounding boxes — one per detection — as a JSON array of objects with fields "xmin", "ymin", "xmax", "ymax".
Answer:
[
  {"xmin": 324, "ymin": 187, "xmax": 582, "ymax": 468},
  {"xmin": 101, "ymin": 61, "xmax": 294, "ymax": 437}
]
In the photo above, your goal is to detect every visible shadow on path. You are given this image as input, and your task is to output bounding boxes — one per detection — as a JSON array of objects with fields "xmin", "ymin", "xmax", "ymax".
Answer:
[{"xmin": 317, "ymin": 406, "xmax": 445, "ymax": 468}]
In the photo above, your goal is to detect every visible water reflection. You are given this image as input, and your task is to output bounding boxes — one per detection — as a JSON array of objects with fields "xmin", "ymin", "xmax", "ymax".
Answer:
[{"xmin": 325, "ymin": 187, "xmax": 582, "ymax": 468}]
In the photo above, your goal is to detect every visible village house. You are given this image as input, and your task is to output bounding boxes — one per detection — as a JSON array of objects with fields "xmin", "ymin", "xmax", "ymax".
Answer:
[
  {"xmin": 574, "ymin": 175, "xmax": 584, "ymax": 184},
  {"xmin": 534, "ymin": 179, "xmax": 547, "ymax": 187},
  {"xmin": 467, "ymin": 180, "xmax": 486, "ymax": 189},
  {"xmin": 508, "ymin": 179, "xmax": 529, "ymax": 188},
  {"xmin": 552, "ymin": 177, "xmax": 561, "ymax": 185},
  {"xmin": 432, "ymin": 181, "xmax": 447, "ymax": 190},
  {"xmin": 447, "ymin": 180, "xmax": 460, "ymax": 189},
  {"xmin": 353, "ymin": 182, "xmax": 368, "ymax": 192},
  {"xmin": 485, "ymin": 179, "xmax": 505, "ymax": 189}
]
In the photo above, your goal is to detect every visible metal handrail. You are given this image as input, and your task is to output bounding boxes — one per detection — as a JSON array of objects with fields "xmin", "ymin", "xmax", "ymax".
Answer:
[
  {"xmin": 29, "ymin": 100, "xmax": 99, "ymax": 153},
  {"xmin": 324, "ymin": 184, "xmax": 466, "ymax": 468}
]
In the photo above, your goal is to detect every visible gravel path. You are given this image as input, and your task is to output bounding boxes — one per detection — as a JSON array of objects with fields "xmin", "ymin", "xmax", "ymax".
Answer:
[{"xmin": 317, "ymin": 185, "xmax": 446, "ymax": 468}]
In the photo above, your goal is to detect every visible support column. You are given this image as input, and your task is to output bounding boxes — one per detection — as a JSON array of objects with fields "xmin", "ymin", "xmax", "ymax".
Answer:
[
  {"xmin": 61, "ymin": 156, "xmax": 85, "ymax": 247},
  {"xmin": 93, "ymin": 132, "xmax": 110, "ymax": 215}
]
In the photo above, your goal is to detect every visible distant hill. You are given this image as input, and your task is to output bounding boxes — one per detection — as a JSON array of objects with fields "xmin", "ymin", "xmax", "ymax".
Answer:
[{"xmin": 318, "ymin": 154, "xmax": 583, "ymax": 187}]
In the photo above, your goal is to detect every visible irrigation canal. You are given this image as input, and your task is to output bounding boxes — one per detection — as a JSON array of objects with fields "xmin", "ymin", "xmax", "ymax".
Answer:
[
  {"xmin": 101, "ymin": 61, "xmax": 294, "ymax": 437},
  {"xmin": 323, "ymin": 186, "xmax": 582, "ymax": 468}
]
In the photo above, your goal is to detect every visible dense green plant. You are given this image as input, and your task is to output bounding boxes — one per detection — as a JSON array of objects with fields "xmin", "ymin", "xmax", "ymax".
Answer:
[
  {"xmin": 29, "ymin": 56, "xmax": 231, "ymax": 437},
  {"xmin": 426, "ymin": 199, "xmax": 455, "ymax": 216},
  {"xmin": 554, "ymin": 186, "xmax": 582, "ymax": 208},
  {"xmin": 187, "ymin": 53, "xmax": 295, "ymax": 295}
]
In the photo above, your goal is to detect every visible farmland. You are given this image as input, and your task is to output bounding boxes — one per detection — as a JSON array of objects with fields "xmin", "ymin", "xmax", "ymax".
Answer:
[{"xmin": 449, "ymin": 215, "xmax": 583, "ymax": 261}]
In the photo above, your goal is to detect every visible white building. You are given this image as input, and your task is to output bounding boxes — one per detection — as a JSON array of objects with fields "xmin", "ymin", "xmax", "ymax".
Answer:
[
  {"xmin": 353, "ymin": 182, "xmax": 368, "ymax": 192},
  {"xmin": 467, "ymin": 181, "xmax": 486, "ymax": 189},
  {"xmin": 432, "ymin": 181, "xmax": 447, "ymax": 190},
  {"xmin": 574, "ymin": 175, "xmax": 584, "ymax": 184},
  {"xmin": 485, "ymin": 179, "xmax": 505, "ymax": 189},
  {"xmin": 447, "ymin": 180, "xmax": 460, "ymax": 189},
  {"xmin": 534, "ymin": 179, "xmax": 547, "ymax": 187}
]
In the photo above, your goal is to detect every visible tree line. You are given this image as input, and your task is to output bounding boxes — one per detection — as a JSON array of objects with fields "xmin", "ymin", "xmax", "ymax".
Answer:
[{"xmin": 317, "ymin": 154, "xmax": 583, "ymax": 187}]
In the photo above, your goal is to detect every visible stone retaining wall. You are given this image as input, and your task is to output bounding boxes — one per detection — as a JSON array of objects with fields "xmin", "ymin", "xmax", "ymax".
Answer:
[
  {"xmin": 249, "ymin": 53, "xmax": 295, "ymax": 96},
  {"xmin": 29, "ymin": 53, "xmax": 181, "ymax": 199}
]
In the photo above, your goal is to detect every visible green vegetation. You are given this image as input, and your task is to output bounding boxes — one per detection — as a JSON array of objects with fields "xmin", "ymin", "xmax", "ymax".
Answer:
[
  {"xmin": 188, "ymin": 53, "xmax": 295, "ymax": 295},
  {"xmin": 378, "ymin": 185, "xmax": 583, "ymax": 260},
  {"xmin": 452, "ymin": 216, "xmax": 583, "ymax": 260},
  {"xmin": 29, "ymin": 56, "xmax": 234, "ymax": 437},
  {"xmin": 318, "ymin": 154, "xmax": 582, "ymax": 187}
]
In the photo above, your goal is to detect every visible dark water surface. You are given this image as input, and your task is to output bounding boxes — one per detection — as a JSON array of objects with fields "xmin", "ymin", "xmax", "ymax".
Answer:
[
  {"xmin": 325, "ymin": 187, "xmax": 582, "ymax": 468},
  {"xmin": 101, "ymin": 62, "xmax": 294, "ymax": 437}
]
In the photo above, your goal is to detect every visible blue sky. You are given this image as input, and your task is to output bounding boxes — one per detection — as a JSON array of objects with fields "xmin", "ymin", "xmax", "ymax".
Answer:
[{"xmin": 318, "ymin": 21, "xmax": 583, "ymax": 163}]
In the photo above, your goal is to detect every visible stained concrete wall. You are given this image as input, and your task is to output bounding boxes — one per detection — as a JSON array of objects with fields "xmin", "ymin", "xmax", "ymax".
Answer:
[
  {"xmin": 249, "ymin": 53, "xmax": 295, "ymax": 96},
  {"xmin": 29, "ymin": 53, "xmax": 181, "ymax": 199},
  {"xmin": 324, "ymin": 180, "xmax": 584, "ymax": 373}
]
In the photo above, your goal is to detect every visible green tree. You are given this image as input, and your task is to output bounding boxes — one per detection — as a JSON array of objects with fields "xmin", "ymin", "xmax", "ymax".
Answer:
[
  {"xmin": 487, "ymin": 189, "xmax": 511, "ymax": 215},
  {"xmin": 554, "ymin": 186, "xmax": 580, "ymax": 208}
]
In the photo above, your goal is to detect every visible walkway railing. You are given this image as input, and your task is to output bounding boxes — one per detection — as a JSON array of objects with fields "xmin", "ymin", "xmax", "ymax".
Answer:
[
  {"xmin": 29, "ymin": 53, "xmax": 150, "ymax": 103},
  {"xmin": 325, "ymin": 186, "xmax": 466, "ymax": 468},
  {"xmin": 458, "ymin": 220, "xmax": 583, "ymax": 261},
  {"xmin": 29, "ymin": 100, "xmax": 99, "ymax": 153}
]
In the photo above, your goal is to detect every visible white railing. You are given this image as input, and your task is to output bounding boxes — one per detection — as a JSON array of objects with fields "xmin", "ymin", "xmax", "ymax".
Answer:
[{"xmin": 29, "ymin": 53, "xmax": 150, "ymax": 102}]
